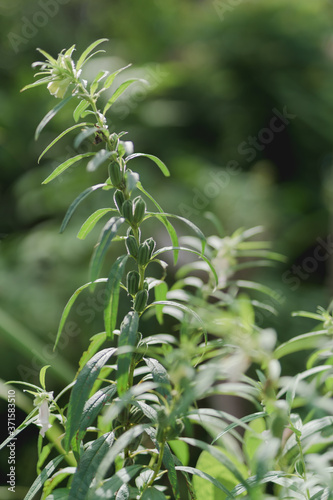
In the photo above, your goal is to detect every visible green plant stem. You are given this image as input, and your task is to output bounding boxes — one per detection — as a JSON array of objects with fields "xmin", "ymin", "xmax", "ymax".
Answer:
[
  {"xmin": 295, "ymin": 434, "xmax": 310, "ymax": 500},
  {"xmin": 140, "ymin": 441, "xmax": 165, "ymax": 498}
]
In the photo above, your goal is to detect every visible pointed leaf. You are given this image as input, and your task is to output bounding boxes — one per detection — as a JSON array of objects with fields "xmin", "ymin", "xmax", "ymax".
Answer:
[
  {"xmin": 42, "ymin": 152, "xmax": 95, "ymax": 184},
  {"xmin": 35, "ymin": 96, "xmax": 72, "ymax": 140},
  {"xmin": 86, "ymin": 149, "xmax": 114, "ymax": 172},
  {"xmin": 177, "ymin": 466, "xmax": 235, "ymax": 498},
  {"xmin": 38, "ymin": 123, "xmax": 90, "ymax": 163},
  {"xmin": 77, "ymin": 38, "xmax": 109, "ymax": 70},
  {"xmin": 63, "ymin": 348, "xmax": 116, "ymax": 452},
  {"xmin": 23, "ymin": 455, "xmax": 64, "ymax": 500},
  {"xmin": 90, "ymin": 216, "xmax": 125, "ymax": 284},
  {"xmin": 137, "ymin": 182, "xmax": 179, "ymax": 264},
  {"xmin": 60, "ymin": 183, "xmax": 106, "ymax": 233},
  {"xmin": 90, "ymin": 70, "xmax": 109, "ymax": 95},
  {"xmin": 77, "ymin": 385, "xmax": 117, "ymax": 443},
  {"xmin": 54, "ymin": 278, "xmax": 107, "ymax": 351},
  {"xmin": 126, "ymin": 153, "xmax": 170, "ymax": 177},
  {"xmin": 21, "ymin": 77, "xmax": 53, "ymax": 92},
  {"xmin": 144, "ymin": 357, "xmax": 171, "ymax": 400},
  {"xmin": 103, "ymin": 64, "xmax": 132, "ymax": 89},
  {"xmin": 78, "ymin": 332, "xmax": 107, "ymax": 372},
  {"xmin": 103, "ymin": 79, "xmax": 145, "ymax": 114},
  {"xmin": 37, "ymin": 48, "xmax": 57, "ymax": 65},
  {"xmin": 77, "ymin": 208, "xmax": 114, "ymax": 240},
  {"xmin": 275, "ymin": 330, "xmax": 329, "ymax": 359},
  {"xmin": 161, "ymin": 443, "xmax": 181, "ymax": 500},
  {"xmin": 95, "ymin": 424, "xmax": 151, "ymax": 483},
  {"xmin": 69, "ymin": 433, "xmax": 115, "ymax": 500},
  {"xmin": 92, "ymin": 465, "xmax": 142, "ymax": 498},
  {"xmin": 73, "ymin": 100, "xmax": 90, "ymax": 122},
  {"xmin": 117, "ymin": 311, "xmax": 139, "ymax": 396},
  {"xmin": 153, "ymin": 246, "xmax": 217, "ymax": 289},
  {"xmin": 73, "ymin": 126, "xmax": 98, "ymax": 149},
  {"xmin": 104, "ymin": 255, "xmax": 128, "ymax": 339},
  {"xmin": 39, "ymin": 365, "xmax": 51, "ymax": 391},
  {"xmin": 180, "ymin": 438, "xmax": 249, "ymax": 492}
]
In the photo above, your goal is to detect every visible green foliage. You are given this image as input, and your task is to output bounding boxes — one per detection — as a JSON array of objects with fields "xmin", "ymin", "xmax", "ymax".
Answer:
[{"xmin": 4, "ymin": 39, "xmax": 333, "ymax": 499}]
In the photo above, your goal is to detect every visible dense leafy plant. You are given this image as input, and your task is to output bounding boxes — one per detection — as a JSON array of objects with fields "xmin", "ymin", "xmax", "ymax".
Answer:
[{"xmin": 2, "ymin": 39, "xmax": 333, "ymax": 499}]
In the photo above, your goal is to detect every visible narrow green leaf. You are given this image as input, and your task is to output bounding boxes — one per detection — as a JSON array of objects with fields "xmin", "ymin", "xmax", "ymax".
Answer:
[
  {"xmin": 69, "ymin": 433, "xmax": 115, "ymax": 500},
  {"xmin": 45, "ymin": 489, "xmax": 69, "ymax": 500},
  {"xmin": 39, "ymin": 365, "xmax": 51, "ymax": 391},
  {"xmin": 153, "ymin": 247, "xmax": 217, "ymax": 289},
  {"xmin": 162, "ymin": 443, "xmax": 181, "ymax": 500},
  {"xmin": 41, "ymin": 468, "xmax": 75, "ymax": 498},
  {"xmin": 103, "ymin": 64, "xmax": 132, "ymax": 89},
  {"xmin": 38, "ymin": 123, "xmax": 90, "ymax": 163},
  {"xmin": 21, "ymin": 77, "xmax": 52, "ymax": 92},
  {"xmin": 60, "ymin": 183, "xmax": 106, "ymax": 233},
  {"xmin": 35, "ymin": 96, "xmax": 72, "ymax": 140},
  {"xmin": 76, "ymin": 38, "xmax": 108, "ymax": 70},
  {"xmin": 90, "ymin": 70, "xmax": 109, "ymax": 95},
  {"xmin": 126, "ymin": 153, "xmax": 170, "ymax": 177},
  {"xmin": 141, "ymin": 488, "xmax": 167, "ymax": 499},
  {"xmin": 103, "ymin": 79, "xmax": 145, "ymax": 114},
  {"xmin": 86, "ymin": 149, "xmax": 114, "ymax": 172},
  {"xmin": 180, "ymin": 438, "xmax": 249, "ymax": 492},
  {"xmin": 177, "ymin": 466, "xmax": 235, "ymax": 498},
  {"xmin": 211, "ymin": 411, "xmax": 267, "ymax": 444},
  {"xmin": 77, "ymin": 208, "xmax": 114, "ymax": 240},
  {"xmin": 78, "ymin": 332, "xmax": 107, "ymax": 372},
  {"xmin": 23, "ymin": 455, "xmax": 64, "ymax": 500},
  {"xmin": 37, "ymin": 48, "xmax": 57, "ymax": 64},
  {"xmin": 54, "ymin": 278, "xmax": 107, "ymax": 351},
  {"xmin": 95, "ymin": 424, "xmax": 151, "ymax": 483},
  {"xmin": 144, "ymin": 357, "xmax": 171, "ymax": 400},
  {"xmin": 77, "ymin": 385, "xmax": 117, "ymax": 443},
  {"xmin": 274, "ymin": 330, "xmax": 329, "ymax": 359},
  {"xmin": 117, "ymin": 311, "xmax": 139, "ymax": 396},
  {"xmin": 93, "ymin": 465, "xmax": 142, "ymax": 498},
  {"xmin": 90, "ymin": 217, "xmax": 125, "ymax": 284},
  {"xmin": 150, "ymin": 212, "xmax": 205, "ymax": 253},
  {"xmin": 73, "ymin": 126, "xmax": 98, "ymax": 149},
  {"xmin": 154, "ymin": 282, "xmax": 168, "ymax": 324},
  {"xmin": 282, "ymin": 416, "xmax": 333, "ymax": 460},
  {"xmin": 42, "ymin": 152, "xmax": 95, "ymax": 184},
  {"xmin": 63, "ymin": 348, "xmax": 116, "ymax": 452},
  {"xmin": 232, "ymin": 279, "xmax": 278, "ymax": 299},
  {"xmin": 104, "ymin": 255, "xmax": 128, "ymax": 339},
  {"xmin": 137, "ymin": 182, "xmax": 179, "ymax": 264},
  {"xmin": 291, "ymin": 310, "xmax": 324, "ymax": 321},
  {"xmin": 73, "ymin": 100, "xmax": 90, "ymax": 122}
]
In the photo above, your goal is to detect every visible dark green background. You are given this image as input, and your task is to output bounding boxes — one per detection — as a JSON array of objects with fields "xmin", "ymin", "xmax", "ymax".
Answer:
[{"xmin": 1, "ymin": 0, "xmax": 333, "ymax": 493}]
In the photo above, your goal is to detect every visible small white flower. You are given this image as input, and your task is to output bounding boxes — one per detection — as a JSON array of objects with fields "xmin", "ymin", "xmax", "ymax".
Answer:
[{"xmin": 34, "ymin": 391, "xmax": 53, "ymax": 437}]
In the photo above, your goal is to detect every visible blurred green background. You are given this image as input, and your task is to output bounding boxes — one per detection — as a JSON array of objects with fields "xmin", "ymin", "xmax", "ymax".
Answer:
[{"xmin": 1, "ymin": 0, "xmax": 333, "ymax": 492}]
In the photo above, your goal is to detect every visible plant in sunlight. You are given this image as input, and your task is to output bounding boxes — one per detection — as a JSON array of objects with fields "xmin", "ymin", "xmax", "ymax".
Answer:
[{"xmin": 2, "ymin": 38, "xmax": 333, "ymax": 500}]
